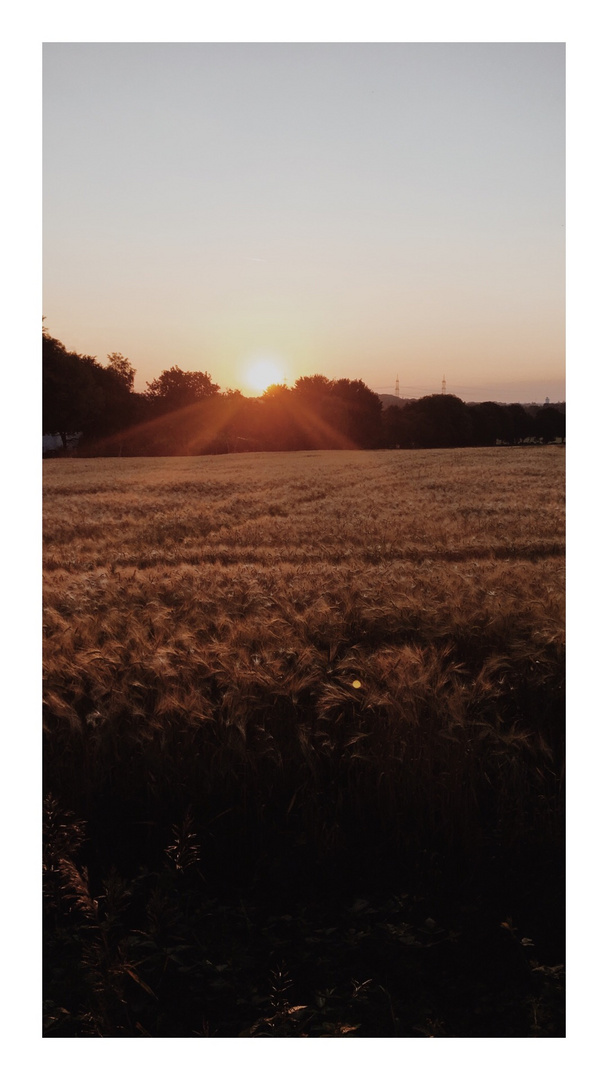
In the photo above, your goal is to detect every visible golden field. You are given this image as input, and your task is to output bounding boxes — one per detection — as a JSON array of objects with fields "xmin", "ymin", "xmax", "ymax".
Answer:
[
  {"xmin": 43, "ymin": 446, "xmax": 565, "ymax": 1037},
  {"xmin": 44, "ymin": 447, "xmax": 564, "ymax": 851}
]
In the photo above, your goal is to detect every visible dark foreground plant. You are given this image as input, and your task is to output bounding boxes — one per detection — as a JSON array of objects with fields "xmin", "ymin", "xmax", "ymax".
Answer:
[{"xmin": 44, "ymin": 799, "xmax": 564, "ymax": 1037}]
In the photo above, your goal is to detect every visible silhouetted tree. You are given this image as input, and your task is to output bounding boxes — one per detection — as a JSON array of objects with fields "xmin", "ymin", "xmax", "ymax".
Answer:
[
  {"xmin": 259, "ymin": 384, "xmax": 303, "ymax": 451},
  {"xmin": 402, "ymin": 394, "xmax": 473, "ymax": 448},
  {"xmin": 534, "ymin": 405, "xmax": 565, "ymax": 444},
  {"xmin": 381, "ymin": 404, "xmax": 408, "ymax": 448},
  {"xmin": 292, "ymin": 375, "xmax": 333, "ymax": 401},
  {"xmin": 107, "ymin": 353, "xmax": 136, "ymax": 392},
  {"xmin": 469, "ymin": 402, "xmax": 508, "ymax": 446},
  {"xmin": 503, "ymin": 403, "xmax": 533, "ymax": 444},
  {"xmin": 43, "ymin": 333, "xmax": 104, "ymax": 448},
  {"xmin": 82, "ymin": 363, "xmax": 141, "ymax": 447},
  {"xmin": 289, "ymin": 375, "xmax": 382, "ymax": 449},
  {"xmin": 145, "ymin": 366, "xmax": 219, "ymax": 410},
  {"xmin": 330, "ymin": 379, "xmax": 383, "ymax": 447}
]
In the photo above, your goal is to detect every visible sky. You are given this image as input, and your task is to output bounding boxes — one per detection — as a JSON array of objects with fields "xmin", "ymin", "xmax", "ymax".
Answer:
[{"xmin": 43, "ymin": 43, "xmax": 564, "ymax": 403}]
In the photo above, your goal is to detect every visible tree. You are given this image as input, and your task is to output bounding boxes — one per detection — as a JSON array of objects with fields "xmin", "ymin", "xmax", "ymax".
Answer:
[
  {"xmin": 381, "ymin": 404, "xmax": 408, "ymax": 448},
  {"xmin": 503, "ymin": 403, "xmax": 533, "ymax": 445},
  {"xmin": 469, "ymin": 402, "xmax": 508, "ymax": 446},
  {"xmin": 404, "ymin": 394, "xmax": 473, "ymax": 448},
  {"xmin": 145, "ymin": 366, "xmax": 219, "ymax": 410},
  {"xmin": 259, "ymin": 384, "xmax": 302, "ymax": 451},
  {"xmin": 534, "ymin": 405, "xmax": 565, "ymax": 444},
  {"xmin": 330, "ymin": 378, "xmax": 383, "ymax": 447},
  {"xmin": 43, "ymin": 331, "xmax": 144, "ymax": 452},
  {"xmin": 293, "ymin": 374, "xmax": 333, "ymax": 396},
  {"xmin": 290, "ymin": 375, "xmax": 382, "ymax": 449},
  {"xmin": 107, "ymin": 353, "xmax": 136, "ymax": 392},
  {"xmin": 136, "ymin": 366, "xmax": 220, "ymax": 455},
  {"xmin": 43, "ymin": 333, "xmax": 104, "ymax": 448}
]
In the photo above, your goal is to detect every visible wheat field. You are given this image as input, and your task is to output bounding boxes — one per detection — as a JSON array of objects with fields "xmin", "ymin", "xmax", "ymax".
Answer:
[
  {"xmin": 43, "ymin": 446, "xmax": 565, "ymax": 1036},
  {"xmin": 44, "ymin": 447, "xmax": 564, "ymax": 846}
]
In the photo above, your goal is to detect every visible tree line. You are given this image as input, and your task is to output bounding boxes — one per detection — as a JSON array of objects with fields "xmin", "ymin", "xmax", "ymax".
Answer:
[{"xmin": 43, "ymin": 330, "xmax": 565, "ymax": 456}]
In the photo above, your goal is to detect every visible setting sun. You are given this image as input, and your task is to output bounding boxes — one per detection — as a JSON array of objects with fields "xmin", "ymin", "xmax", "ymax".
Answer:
[{"xmin": 246, "ymin": 358, "xmax": 285, "ymax": 393}]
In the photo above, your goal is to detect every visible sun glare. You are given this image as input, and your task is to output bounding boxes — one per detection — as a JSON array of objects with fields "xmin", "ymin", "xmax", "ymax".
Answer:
[{"xmin": 246, "ymin": 358, "xmax": 284, "ymax": 393}]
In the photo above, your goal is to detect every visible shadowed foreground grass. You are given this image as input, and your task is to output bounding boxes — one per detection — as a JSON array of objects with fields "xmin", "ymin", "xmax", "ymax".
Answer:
[{"xmin": 43, "ymin": 448, "xmax": 564, "ymax": 1036}]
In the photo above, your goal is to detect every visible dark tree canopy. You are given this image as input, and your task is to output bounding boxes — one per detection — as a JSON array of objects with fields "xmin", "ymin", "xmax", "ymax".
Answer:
[
  {"xmin": 43, "ymin": 330, "xmax": 564, "ymax": 456},
  {"xmin": 44, "ymin": 333, "xmax": 142, "ymax": 449},
  {"xmin": 469, "ymin": 402, "xmax": 510, "ymax": 446},
  {"xmin": 43, "ymin": 334, "xmax": 104, "ymax": 447},
  {"xmin": 145, "ymin": 366, "xmax": 219, "ymax": 410},
  {"xmin": 106, "ymin": 353, "xmax": 136, "ymax": 392},
  {"xmin": 503, "ymin": 403, "xmax": 533, "ymax": 445},
  {"xmin": 287, "ymin": 375, "xmax": 382, "ymax": 449},
  {"xmin": 535, "ymin": 405, "xmax": 565, "ymax": 444}
]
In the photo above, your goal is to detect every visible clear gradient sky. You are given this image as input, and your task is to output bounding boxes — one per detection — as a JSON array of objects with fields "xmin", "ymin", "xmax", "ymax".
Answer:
[{"xmin": 43, "ymin": 43, "xmax": 565, "ymax": 403}]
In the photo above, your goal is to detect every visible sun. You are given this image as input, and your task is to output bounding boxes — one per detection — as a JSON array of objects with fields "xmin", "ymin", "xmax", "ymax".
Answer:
[{"xmin": 246, "ymin": 358, "xmax": 285, "ymax": 393}]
